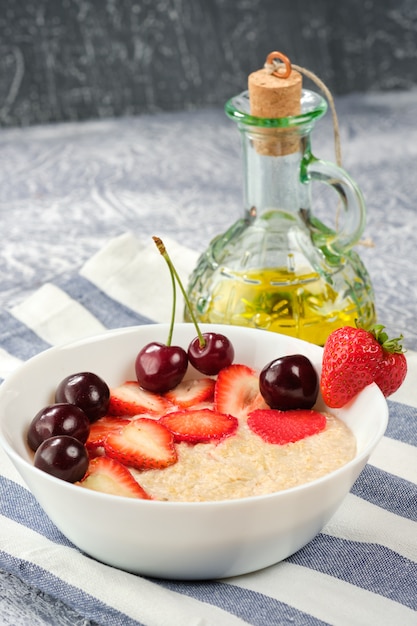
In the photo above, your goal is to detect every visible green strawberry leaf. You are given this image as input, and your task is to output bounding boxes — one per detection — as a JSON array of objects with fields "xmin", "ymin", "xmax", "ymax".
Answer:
[{"xmin": 370, "ymin": 324, "xmax": 406, "ymax": 354}]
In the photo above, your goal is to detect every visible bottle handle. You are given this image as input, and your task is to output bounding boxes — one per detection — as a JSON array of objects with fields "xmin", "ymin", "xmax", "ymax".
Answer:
[{"xmin": 306, "ymin": 158, "xmax": 367, "ymax": 253}]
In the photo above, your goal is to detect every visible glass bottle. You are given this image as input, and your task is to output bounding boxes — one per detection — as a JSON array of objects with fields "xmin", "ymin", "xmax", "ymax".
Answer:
[{"xmin": 185, "ymin": 89, "xmax": 376, "ymax": 345}]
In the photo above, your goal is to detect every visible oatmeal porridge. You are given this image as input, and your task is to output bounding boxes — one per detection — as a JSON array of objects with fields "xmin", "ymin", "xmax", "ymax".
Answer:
[{"xmin": 135, "ymin": 413, "xmax": 356, "ymax": 502}]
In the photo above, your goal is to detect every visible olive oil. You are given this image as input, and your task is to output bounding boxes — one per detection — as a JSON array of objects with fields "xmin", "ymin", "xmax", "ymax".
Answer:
[{"xmin": 185, "ymin": 267, "xmax": 376, "ymax": 346}]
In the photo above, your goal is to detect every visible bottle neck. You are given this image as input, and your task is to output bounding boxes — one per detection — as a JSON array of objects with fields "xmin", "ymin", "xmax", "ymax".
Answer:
[{"xmin": 239, "ymin": 125, "xmax": 312, "ymax": 221}]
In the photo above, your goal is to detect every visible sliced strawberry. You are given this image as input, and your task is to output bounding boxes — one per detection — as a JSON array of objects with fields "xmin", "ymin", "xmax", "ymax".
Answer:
[
  {"xmin": 214, "ymin": 363, "xmax": 266, "ymax": 418},
  {"xmin": 247, "ymin": 409, "xmax": 327, "ymax": 445},
  {"xmin": 159, "ymin": 408, "xmax": 238, "ymax": 444},
  {"xmin": 164, "ymin": 377, "xmax": 215, "ymax": 408},
  {"xmin": 78, "ymin": 456, "xmax": 151, "ymax": 499},
  {"xmin": 108, "ymin": 381, "xmax": 174, "ymax": 416},
  {"xmin": 86, "ymin": 416, "xmax": 131, "ymax": 456},
  {"xmin": 104, "ymin": 417, "xmax": 177, "ymax": 470}
]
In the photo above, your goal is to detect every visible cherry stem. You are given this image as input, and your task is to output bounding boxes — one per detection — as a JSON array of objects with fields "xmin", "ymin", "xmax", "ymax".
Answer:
[
  {"xmin": 153, "ymin": 236, "xmax": 206, "ymax": 347},
  {"xmin": 166, "ymin": 255, "xmax": 177, "ymax": 347}
]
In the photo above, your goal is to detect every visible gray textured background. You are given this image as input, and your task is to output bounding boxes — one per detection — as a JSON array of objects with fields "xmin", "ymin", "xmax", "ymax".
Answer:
[{"xmin": 0, "ymin": 0, "xmax": 417, "ymax": 127}]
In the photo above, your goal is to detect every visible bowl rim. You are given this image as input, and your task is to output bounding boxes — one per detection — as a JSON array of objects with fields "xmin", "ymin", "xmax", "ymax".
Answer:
[{"xmin": 0, "ymin": 323, "xmax": 389, "ymax": 507}]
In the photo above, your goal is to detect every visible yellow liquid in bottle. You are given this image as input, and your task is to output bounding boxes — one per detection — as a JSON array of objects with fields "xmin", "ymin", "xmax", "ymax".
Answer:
[{"xmin": 189, "ymin": 267, "xmax": 373, "ymax": 346}]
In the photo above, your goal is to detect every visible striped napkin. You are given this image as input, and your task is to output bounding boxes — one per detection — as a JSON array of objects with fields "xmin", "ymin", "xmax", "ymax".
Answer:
[{"xmin": 0, "ymin": 233, "xmax": 416, "ymax": 626}]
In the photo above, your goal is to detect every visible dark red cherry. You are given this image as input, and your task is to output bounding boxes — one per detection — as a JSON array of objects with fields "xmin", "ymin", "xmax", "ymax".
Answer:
[
  {"xmin": 188, "ymin": 332, "xmax": 234, "ymax": 375},
  {"xmin": 259, "ymin": 354, "xmax": 319, "ymax": 410},
  {"xmin": 27, "ymin": 403, "xmax": 90, "ymax": 451},
  {"xmin": 34, "ymin": 435, "xmax": 89, "ymax": 482},
  {"xmin": 55, "ymin": 372, "xmax": 110, "ymax": 423},
  {"xmin": 135, "ymin": 341, "xmax": 188, "ymax": 393}
]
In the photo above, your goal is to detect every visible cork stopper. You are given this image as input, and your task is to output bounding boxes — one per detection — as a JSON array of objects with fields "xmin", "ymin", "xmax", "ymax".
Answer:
[{"xmin": 248, "ymin": 51, "xmax": 302, "ymax": 155}]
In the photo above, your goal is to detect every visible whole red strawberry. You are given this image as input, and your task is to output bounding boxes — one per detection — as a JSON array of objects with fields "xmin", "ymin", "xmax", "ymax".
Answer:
[{"xmin": 321, "ymin": 324, "xmax": 407, "ymax": 408}]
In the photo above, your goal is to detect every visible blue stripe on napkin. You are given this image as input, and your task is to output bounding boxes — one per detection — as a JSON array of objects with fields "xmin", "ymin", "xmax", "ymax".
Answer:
[
  {"xmin": 0, "ymin": 310, "xmax": 50, "ymax": 360},
  {"xmin": 56, "ymin": 274, "xmax": 154, "ymax": 329},
  {"xmin": 289, "ymin": 535, "xmax": 417, "ymax": 610},
  {"xmin": 0, "ymin": 551, "xmax": 145, "ymax": 626},
  {"xmin": 386, "ymin": 400, "xmax": 417, "ymax": 446},
  {"xmin": 351, "ymin": 464, "xmax": 417, "ymax": 522},
  {"xmin": 0, "ymin": 477, "xmax": 73, "ymax": 547},
  {"xmin": 153, "ymin": 579, "xmax": 330, "ymax": 626}
]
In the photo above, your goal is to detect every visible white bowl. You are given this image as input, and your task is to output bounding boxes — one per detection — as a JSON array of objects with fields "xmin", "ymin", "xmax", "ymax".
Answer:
[{"xmin": 0, "ymin": 323, "xmax": 388, "ymax": 579}]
